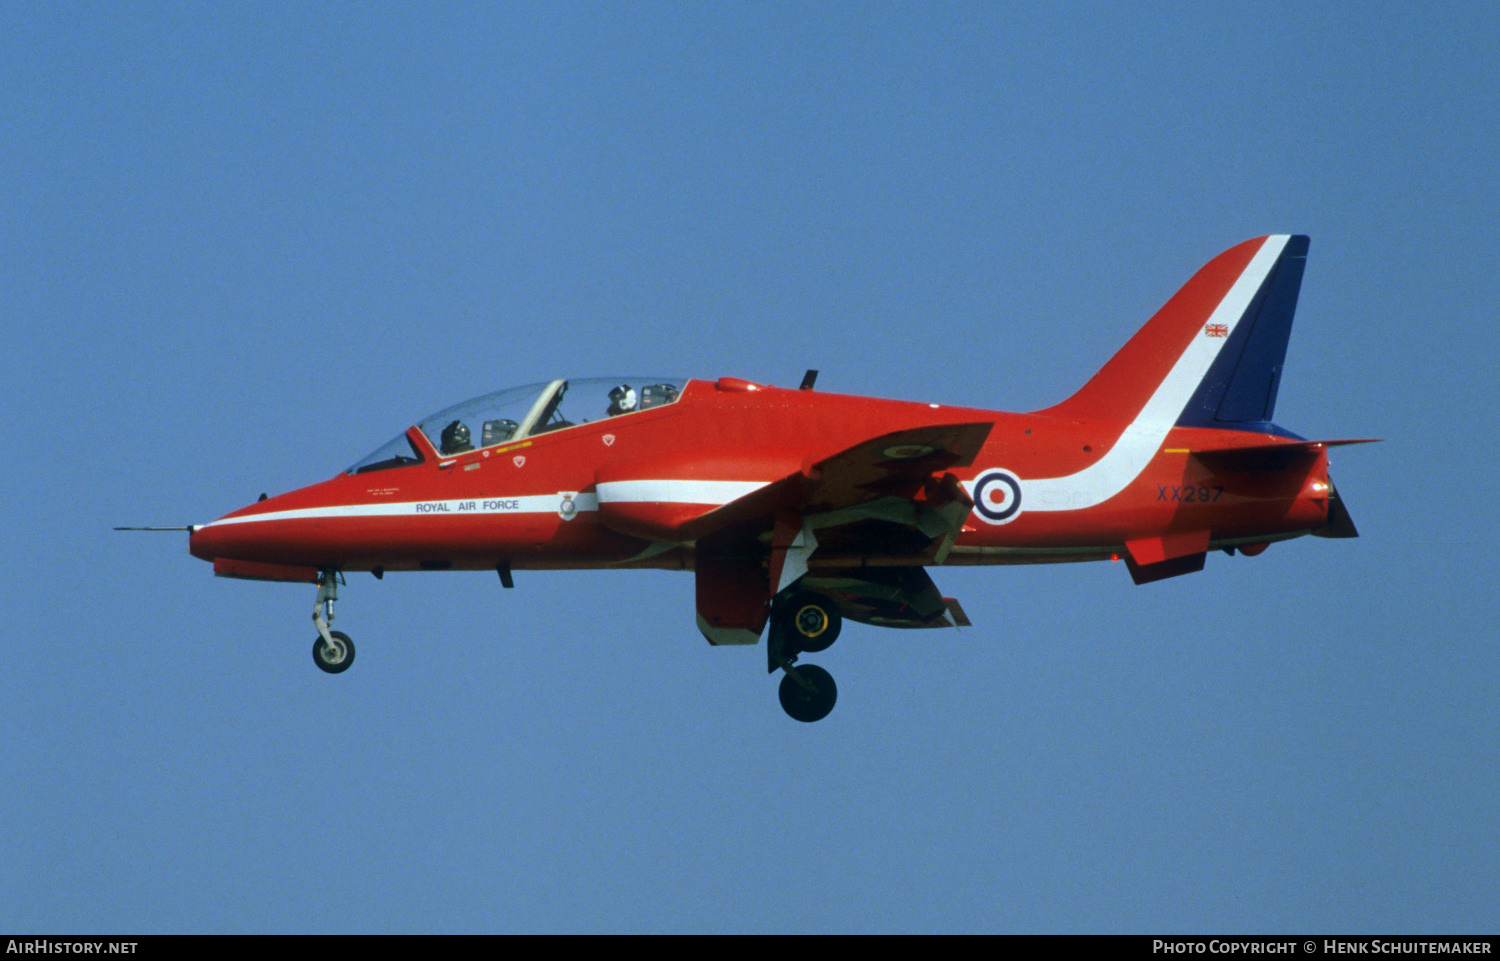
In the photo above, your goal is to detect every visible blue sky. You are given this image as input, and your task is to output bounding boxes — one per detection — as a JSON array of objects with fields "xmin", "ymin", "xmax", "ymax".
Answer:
[{"xmin": 4, "ymin": 2, "xmax": 1496, "ymax": 933}]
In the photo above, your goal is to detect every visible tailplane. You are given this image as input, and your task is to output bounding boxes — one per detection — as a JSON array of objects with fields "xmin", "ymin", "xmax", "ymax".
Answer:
[{"xmin": 1041, "ymin": 235, "xmax": 1310, "ymax": 434}]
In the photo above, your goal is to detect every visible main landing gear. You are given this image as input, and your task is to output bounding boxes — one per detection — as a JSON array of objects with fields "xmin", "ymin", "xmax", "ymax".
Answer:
[
  {"xmin": 768, "ymin": 591, "xmax": 842, "ymax": 722},
  {"xmin": 311, "ymin": 569, "xmax": 356, "ymax": 674},
  {"xmin": 297, "ymin": 569, "xmax": 843, "ymax": 722}
]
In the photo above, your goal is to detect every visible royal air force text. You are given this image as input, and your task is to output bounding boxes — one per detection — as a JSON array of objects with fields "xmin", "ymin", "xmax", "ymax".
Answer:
[{"xmin": 414, "ymin": 500, "xmax": 520, "ymax": 513}]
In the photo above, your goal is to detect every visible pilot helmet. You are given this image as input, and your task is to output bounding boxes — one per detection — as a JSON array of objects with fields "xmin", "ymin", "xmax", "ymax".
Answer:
[
  {"xmin": 607, "ymin": 384, "xmax": 637, "ymax": 415},
  {"xmin": 441, "ymin": 420, "xmax": 472, "ymax": 452}
]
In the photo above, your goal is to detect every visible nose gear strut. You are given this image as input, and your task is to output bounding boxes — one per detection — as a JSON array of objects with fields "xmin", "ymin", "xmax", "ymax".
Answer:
[{"xmin": 311, "ymin": 569, "xmax": 355, "ymax": 674}]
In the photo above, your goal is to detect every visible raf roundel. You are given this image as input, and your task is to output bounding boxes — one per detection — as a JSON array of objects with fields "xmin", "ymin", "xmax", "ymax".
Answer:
[
  {"xmin": 881, "ymin": 442, "xmax": 935, "ymax": 460},
  {"xmin": 972, "ymin": 468, "xmax": 1023, "ymax": 525}
]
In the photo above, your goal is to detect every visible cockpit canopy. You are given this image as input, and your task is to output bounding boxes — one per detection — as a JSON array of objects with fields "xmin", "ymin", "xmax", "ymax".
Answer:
[{"xmin": 347, "ymin": 376, "xmax": 686, "ymax": 474}]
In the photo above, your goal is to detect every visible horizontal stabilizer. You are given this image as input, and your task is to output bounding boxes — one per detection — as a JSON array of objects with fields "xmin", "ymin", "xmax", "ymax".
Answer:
[{"xmin": 1187, "ymin": 438, "xmax": 1379, "ymax": 471}]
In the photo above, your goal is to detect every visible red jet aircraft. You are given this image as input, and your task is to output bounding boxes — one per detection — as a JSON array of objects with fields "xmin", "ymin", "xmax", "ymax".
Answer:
[{"xmin": 179, "ymin": 235, "xmax": 1367, "ymax": 721}]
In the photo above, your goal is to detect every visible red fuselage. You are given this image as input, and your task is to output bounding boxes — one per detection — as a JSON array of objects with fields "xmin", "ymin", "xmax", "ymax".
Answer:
[
  {"xmin": 189, "ymin": 375, "xmax": 1331, "ymax": 581},
  {"xmin": 181, "ymin": 235, "xmax": 1365, "ymax": 717}
]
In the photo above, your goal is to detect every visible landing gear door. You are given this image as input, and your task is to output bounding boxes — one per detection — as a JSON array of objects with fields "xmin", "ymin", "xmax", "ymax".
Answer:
[{"xmin": 694, "ymin": 553, "xmax": 771, "ymax": 646}]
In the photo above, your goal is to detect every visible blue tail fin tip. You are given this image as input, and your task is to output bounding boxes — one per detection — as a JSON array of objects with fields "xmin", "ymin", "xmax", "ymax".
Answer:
[{"xmin": 1177, "ymin": 234, "xmax": 1310, "ymax": 433}]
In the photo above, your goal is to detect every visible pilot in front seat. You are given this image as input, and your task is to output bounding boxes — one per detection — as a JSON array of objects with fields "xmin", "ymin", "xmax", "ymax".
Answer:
[
  {"xmin": 607, "ymin": 384, "xmax": 637, "ymax": 417},
  {"xmin": 440, "ymin": 420, "xmax": 473, "ymax": 454}
]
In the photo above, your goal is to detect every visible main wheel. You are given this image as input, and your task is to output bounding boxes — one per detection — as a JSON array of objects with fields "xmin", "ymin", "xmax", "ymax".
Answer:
[
  {"xmin": 778, "ymin": 663, "xmax": 837, "ymax": 722},
  {"xmin": 312, "ymin": 630, "xmax": 356, "ymax": 674},
  {"xmin": 780, "ymin": 592, "xmax": 841, "ymax": 654}
]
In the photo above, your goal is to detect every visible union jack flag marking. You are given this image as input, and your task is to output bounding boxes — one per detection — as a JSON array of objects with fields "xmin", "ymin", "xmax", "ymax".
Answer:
[{"xmin": 1205, "ymin": 323, "xmax": 1229, "ymax": 338}]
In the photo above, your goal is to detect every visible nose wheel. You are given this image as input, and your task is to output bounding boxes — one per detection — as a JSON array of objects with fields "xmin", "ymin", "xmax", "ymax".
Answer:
[
  {"xmin": 310, "ymin": 569, "xmax": 355, "ymax": 675},
  {"xmin": 312, "ymin": 630, "xmax": 356, "ymax": 673}
]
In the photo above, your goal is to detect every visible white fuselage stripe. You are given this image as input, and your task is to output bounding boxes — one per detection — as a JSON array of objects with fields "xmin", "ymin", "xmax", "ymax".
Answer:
[
  {"xmin": 595, "ymin": 479, "xmax": 767, "ymax": 505},
  {"xmin": 202, "ymin": 493, "xmax": 601, "ymax": 527},
  {"xmin": 201, "ymin": 478, "xmax": 773, "ymax": 529}
]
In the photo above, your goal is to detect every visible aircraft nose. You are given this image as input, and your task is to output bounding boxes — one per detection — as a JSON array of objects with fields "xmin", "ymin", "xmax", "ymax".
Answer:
[
  {"xmin": 187, "ymin": 500, "xmax": 323, "ymax": 583},
  {"xmin": 188, "ymin": 519, "xmax": 229, "ymax": 562},
  {"xmin": 189, "ymin": 498, "xmax": 264, "ymax": 563}
]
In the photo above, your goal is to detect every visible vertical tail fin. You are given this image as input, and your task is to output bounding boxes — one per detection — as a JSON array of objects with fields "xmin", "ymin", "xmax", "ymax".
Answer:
[{"xmin": 1041, "ymin": 235, "xmax": 1309, "ymax": 434}]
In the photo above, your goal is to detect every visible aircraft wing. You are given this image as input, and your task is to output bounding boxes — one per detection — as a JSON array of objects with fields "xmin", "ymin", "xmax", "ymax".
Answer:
[
  {"xmin": 677, "ymin": 421, "xmax": 993, "ymax": 550},
  {"xmin": 674, "ymin": 421, "xmax": 992, "ymax": 646}
]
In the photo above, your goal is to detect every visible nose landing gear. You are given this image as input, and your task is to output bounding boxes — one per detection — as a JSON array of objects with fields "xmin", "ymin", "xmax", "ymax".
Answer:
[{"xmin": 311, "ymin": 570, "xmax": 356, "ymax": 674}]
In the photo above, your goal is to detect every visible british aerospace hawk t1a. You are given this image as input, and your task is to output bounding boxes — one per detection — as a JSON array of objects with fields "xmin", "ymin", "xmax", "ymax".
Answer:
[{"xmin": 176, "ymin": 235, "xmax": 1369, "ymax": 721}]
